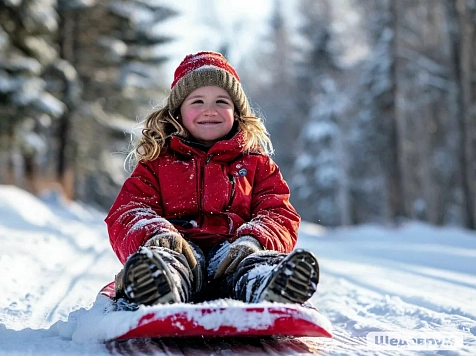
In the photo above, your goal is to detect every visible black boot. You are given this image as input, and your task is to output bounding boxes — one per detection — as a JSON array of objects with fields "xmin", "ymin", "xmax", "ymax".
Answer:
[
  {"xmin": 257, "ymin": 249, "xmax": 319, "ymax": 303},
  {"xmin": 122, "ymin": 246, "xmax": 193, "ymax": 305},
  {"xmin": 231, "ymin": 249, "xmax": 319, "ymax": 304}
]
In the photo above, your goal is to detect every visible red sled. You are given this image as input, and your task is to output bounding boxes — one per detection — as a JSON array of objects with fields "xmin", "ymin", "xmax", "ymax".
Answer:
[{"xmin": 100, "ymin": 282, "xmax": 333, "ymax": 341}]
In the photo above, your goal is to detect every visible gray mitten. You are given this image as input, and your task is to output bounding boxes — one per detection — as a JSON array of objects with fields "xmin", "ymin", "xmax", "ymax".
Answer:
[{"xmin": 214, "ymin": 236, "xmax": 263, "ymax": 279}]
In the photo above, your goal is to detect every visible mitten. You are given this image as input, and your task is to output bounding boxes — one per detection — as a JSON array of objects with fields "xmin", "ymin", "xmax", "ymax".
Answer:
[
  {"xmin": 145, "ymin": 232, "xmax": 197, "ymax": 269},
  {"xmin": 214, "ymin": 236, "xmax": 263, "ymax": 279}
]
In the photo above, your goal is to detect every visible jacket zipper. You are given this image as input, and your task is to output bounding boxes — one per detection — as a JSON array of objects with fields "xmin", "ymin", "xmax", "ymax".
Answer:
[
  {"xmin": 198, "ymin": 157, "xmax": 204, "ymax": 224},
  {"xmin": 225, "ymin": 174, "xmax": 235, "ymax": 211},
  {"xmin": 199, "ymin": 154, "xmax": 214, "ymax": 224}
]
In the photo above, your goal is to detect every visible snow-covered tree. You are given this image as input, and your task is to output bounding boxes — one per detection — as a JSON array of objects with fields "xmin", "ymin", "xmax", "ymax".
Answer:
[
  {"xmin": 0, "ymin": 0, "xmax": 66, "ymax": 192},
  {"xmin": 345, "ymin": 0, "xmax": 399, "ymax": 224},
  {"xmin": 242, "ymin": 0, "xmax": 298, "ymax": 180},
  {"xmin": 0, "ymin": 0, "xmax": 176, "ymax": 209},
  {"xmin": 290, "ymin": 0, "xmax": 350, "ymax": 226},
  {"xmin": 55, "ymin": 0, "xmax": 176, "ymax": 207}
]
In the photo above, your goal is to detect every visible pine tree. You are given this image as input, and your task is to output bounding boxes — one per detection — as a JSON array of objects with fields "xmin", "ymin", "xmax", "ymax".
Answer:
[
  {"xmin": 290, "ymin": 0, "xmax": 350, "ymax": 226},
  {"xmin": 0, "ymin": 0, "xmax": 177, "ymax": 207}
]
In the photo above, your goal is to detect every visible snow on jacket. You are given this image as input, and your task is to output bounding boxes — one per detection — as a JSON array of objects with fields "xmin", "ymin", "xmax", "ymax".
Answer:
[{"xmin": 105, "ymin": 131, "xmax": 301, "ymax": 264}]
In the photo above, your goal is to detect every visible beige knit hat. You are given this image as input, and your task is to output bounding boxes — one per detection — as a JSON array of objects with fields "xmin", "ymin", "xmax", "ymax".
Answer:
[{"xmin": 168, "ymin": 51, "xmax": 251, "ymax": 117}]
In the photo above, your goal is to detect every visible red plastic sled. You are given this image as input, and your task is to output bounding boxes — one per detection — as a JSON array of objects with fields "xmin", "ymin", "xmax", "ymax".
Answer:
[{"xmin": 100, "ymin": 282, "xmax": 333, "ymax": 340}]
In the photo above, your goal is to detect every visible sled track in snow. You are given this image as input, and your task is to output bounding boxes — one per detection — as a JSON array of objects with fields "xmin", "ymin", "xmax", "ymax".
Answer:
[
  {"xmin": 30, "ymin": 246, "xmax": 112, "ymax": 328},
  {"xmin": 105, "ymin": 336, "xmax": 330, "ymax": 355}
]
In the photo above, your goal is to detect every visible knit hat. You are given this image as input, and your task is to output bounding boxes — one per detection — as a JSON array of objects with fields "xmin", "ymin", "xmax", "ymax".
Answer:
[{"xmin": 168, "ymin": 51, "xmax": 251, "ymax": 117}]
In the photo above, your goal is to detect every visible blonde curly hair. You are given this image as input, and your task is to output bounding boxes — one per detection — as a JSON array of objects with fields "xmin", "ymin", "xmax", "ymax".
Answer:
[{"xmin": 128, "ymin": 103, "xmax": 273, "ymax": 167}]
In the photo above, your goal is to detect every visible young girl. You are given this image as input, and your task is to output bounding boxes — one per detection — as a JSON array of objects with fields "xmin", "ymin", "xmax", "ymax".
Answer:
[{"xmin": 105, "ymin": 51, "xmax": 319, "ymax": 306}]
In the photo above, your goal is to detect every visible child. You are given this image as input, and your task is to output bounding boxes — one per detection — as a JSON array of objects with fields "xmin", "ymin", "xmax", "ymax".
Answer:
[{"xmin": 105, "ymin": 51, "xmax": 319, "ymax": 306}]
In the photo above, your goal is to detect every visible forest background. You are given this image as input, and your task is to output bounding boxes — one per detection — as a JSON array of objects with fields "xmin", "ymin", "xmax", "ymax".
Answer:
[{"xmin": 1, "ymin": 0, "xmax": 475, "ymax": 230}]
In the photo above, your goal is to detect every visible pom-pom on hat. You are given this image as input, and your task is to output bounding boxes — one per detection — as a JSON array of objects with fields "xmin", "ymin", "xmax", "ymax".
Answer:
[{"xmin": 168, "ymin": 51, "xmax": 251, "ymax": 117}]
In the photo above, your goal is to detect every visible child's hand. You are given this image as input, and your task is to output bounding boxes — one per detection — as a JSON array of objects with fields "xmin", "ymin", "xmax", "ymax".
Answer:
[
  {"xmin": 214, "ymin": 236, "xmax": 262, "ymax": 279},
  {"xmin": 145, "ymin": 233, "xmax": 197, "ymax": 269}
]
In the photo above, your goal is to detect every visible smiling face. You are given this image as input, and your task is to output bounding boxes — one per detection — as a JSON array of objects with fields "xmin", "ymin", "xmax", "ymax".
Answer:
[{"xmin": 179, "ymin": 86, "xmax": 235, "ymax": 145}]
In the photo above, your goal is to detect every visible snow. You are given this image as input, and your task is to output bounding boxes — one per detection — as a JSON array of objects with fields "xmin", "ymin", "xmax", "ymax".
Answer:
[
  {"xmin": 1, "ymin": 184, "xmax": 476, "ymax": 355},
  {"xmin": 54, "ymin": 296, "xmax": 331, "ymax": 343}
]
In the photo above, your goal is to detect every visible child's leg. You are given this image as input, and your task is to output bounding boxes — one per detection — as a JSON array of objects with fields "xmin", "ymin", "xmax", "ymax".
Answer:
[
  {"xmin": 187, "ymin": 241, "xmax": 206, "ymax": 301},
  {"xmin": 204, "ymin": 241, "xmax": 234, "ymax": 301},
  {"xmin": 225, "ymin": 249, "xmax": 320, "ymax": 304}
]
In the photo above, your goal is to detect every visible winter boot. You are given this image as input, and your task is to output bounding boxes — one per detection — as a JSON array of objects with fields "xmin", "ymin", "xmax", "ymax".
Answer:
[
  {"xmin": 121, "ymin": 246, "xmax": 192, "ymax": 305},
  {"xmin": 231, "ymin": 248, "xmax": 319, "ymax": 304},
  {"xmin": 257, "ymin": 249, "xmax": 319, "ymax": 304}
]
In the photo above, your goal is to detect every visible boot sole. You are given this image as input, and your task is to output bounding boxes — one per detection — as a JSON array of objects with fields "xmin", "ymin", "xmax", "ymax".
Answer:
[
  {"xmin": 123, "ymin": 247, "xmax": 180, "ymax": 305},
  {"xmin": 258, "ymin": 249, "xmax": 319, "ymax": 304}
]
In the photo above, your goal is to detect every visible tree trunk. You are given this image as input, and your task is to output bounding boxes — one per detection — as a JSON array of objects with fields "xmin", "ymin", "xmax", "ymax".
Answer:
[{"xmin": 395, "ymin": 0, "xmax": 467, "ymax": 225}]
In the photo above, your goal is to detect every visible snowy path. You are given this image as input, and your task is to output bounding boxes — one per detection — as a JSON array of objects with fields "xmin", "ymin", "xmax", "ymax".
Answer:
[
  {"xmin": 299, "ymin": 223, "xmax": 476, "ymax": 355},
  {"xmin": 1, "ymin": 185, "xmax": 475, "ymax": 355}
]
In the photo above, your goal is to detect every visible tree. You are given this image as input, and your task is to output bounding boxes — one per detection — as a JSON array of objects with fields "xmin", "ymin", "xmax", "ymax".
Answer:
[
  {"xmin": 0, "ymin": 0, "xmax": 66, "ymax": 193},
  {"xmin": 0, "ymin": 0, "xmax": 177, "ymax": 209},
  {"xmin": 346, "ymin": 0, "xmax": 401, "ymax": 224},
  {"xmin": 243, "ymin": 0, "xmax": 298, "ymax": 181},
  {"xmin": 394, "ymin": 0, "xmax": 468, "ymax": 225},
  {"xmin": 454, "ymin": 0, "xmax": 476, "ymax": 229},
  {"xmin": 55, "ymin": 0, "xmax": 176, "ymax": 206},
  {"xmin": 290, "ymin": 0, "xmax": 350, "ymax": 226}
]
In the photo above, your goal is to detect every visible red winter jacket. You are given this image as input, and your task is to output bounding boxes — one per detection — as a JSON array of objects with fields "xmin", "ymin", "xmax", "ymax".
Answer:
[{"xmin": 105, "ymin": 132, "xmax": 300, "ymax": 264}]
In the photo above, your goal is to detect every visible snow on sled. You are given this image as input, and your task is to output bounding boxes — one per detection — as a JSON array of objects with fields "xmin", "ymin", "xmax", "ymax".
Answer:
[{"xmin": 100, "ymin": 282, "xmax": 333, "ymax": 341}]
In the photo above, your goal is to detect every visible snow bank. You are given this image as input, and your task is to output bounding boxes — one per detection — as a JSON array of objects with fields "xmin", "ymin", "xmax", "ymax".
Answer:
[{"xmin": 1, "ymin": 184, "xmax": 475, "ymax": 355}]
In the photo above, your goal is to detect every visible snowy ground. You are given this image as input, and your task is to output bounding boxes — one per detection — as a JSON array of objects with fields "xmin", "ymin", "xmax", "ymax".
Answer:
[{"xmin": 1, "ymin": 184, "xmax": 475, "ymax": 355}]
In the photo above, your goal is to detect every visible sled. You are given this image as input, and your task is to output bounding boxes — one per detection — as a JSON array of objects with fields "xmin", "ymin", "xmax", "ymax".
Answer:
[{"xmin": 100, "ymin": 282, "xmax": 333, "ymax": 341}]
